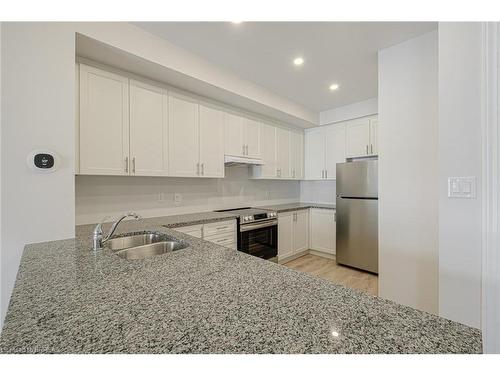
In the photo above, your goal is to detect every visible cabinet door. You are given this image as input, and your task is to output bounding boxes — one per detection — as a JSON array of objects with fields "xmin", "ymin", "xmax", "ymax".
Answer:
[
  {"xmin": 310, "ymin": 208, "xmax": 335, "ymax": 254},
  {"xmin": 244, "ymin": 118, "xmax": 261, "ymax": 158},
  {"xmin": 199, "ymin": 105, "xmax": 225, "ymax": 178},
  {"xmin": 129, "ymin": 80, "xmax": 168, "ymax": 176},
  {"xmin": 224, "ymin": 112, "xmax": 245, "ymax": 157},
  {"xmin": 346, "ymin": 118, "xmax": 371, "ymax": 158},
  {"xmin": 276, "ymin": 127, "xmax": 291, "ymax": 178},
  {"xmin": 79, "ymin": 64, "xmax": 129, "ymax": 175},
  {"xmin": 369, "ymin": 117, "xmax": 378, "ymax": 155},
  {"xmin": 325, "ymin": 124, "xmax": 346, "ymax": 180},
  {"xmin": 290, "ymin": 131, "xmax": 304, "ymax": 179},
  {"xmin": 293, "ymin": 210, "xmax": 309, "ymax": 253},
  {"xmin": 168, "ymin": 93, "xmax": 199, "ymax": 177},
  {"xmin": 305, "ymin": 128, "xmax": 325, "ymax": 180},
  {"xmin": 278, "ymin": 212, "xmax": 294, "ymax": 258},
  {"xmin": 258, "ymin": 122, "xmax": 277, "ymax": 178}
]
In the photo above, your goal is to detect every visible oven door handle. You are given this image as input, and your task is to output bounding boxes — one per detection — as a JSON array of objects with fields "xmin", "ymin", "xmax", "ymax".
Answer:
[{"xmin": 239, "ymin": 219, "xmax": 278, "ymax": 232}]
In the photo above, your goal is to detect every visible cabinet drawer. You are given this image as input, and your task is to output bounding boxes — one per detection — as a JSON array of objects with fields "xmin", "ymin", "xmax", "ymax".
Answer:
[
  {"xmin": 204, "ymin": 230, "xmax": 236, "ymax": 242},
  {"xmin": 203, "ymin": 220, "xmax": 236, "ymax": 237},
  {"xmin": 206, "ymin": 236, "xmax": 235, "ymax": 247},
  {"xmin": 175, "ymin": 224, "xmax": 203, "ymax": 238}
]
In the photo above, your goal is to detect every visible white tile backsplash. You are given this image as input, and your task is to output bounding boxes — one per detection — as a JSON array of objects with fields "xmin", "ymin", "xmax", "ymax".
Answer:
[
  {"xmin": 300, "ymin": 180, "xmax": 336, "ymax": 204},
  {"xmin": 75, "ymin": 166, "xmax": 301, "ymax": 224}
]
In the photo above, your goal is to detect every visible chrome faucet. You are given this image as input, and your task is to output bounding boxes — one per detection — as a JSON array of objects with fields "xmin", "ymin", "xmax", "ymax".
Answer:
[{"xmin": 92, "ymin": 212, "xmax": 142, "ymax": 251}]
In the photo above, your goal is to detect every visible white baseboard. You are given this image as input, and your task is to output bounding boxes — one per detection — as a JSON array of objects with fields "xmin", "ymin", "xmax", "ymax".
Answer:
[
  {"xmin": 279, "ymin": 249, "xmax": 335, "ymax": 263},
  {"xmin": 278, "ymin": 249, "xmax": 309, "ymax": 264},
  {"xmin": 309, "ymin": 249, "xmax": 335, "ymax": 259}
]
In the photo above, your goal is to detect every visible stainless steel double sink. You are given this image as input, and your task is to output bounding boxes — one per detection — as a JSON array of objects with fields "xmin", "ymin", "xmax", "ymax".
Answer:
[{"xmin": 105, "ymin": 232, "xmax": 187, "ymax": 260}]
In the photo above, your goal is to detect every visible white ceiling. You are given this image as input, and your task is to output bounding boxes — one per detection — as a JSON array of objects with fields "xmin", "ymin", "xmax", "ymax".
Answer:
[{"xmin": 133, "ymin": 22, "xmax": 437, "ymax": 112}]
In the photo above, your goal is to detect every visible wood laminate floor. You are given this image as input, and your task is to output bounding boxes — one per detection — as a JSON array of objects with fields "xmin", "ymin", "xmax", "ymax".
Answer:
[{"xmin": 284, "ymin": 254, "xmax": 378, "ymax": 296}]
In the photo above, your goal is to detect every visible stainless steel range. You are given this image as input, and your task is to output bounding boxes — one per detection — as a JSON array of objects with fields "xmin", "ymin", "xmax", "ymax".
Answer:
[{"xmin": 214, "ymin": 207, "xmax": 278, "ymax": 262}]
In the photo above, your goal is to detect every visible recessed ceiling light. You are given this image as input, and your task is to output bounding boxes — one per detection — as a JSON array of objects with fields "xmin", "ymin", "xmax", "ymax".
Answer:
[
  {"xmin": 329, "ymin": 83, "xmax": 340, "ymax": 91},
  {"xmin": 231, "ymin": 21, "xmax": 243, "ymax": 24},
  {"xmin": 293, "ymin": 57, "xmax": 304, "ymax": 66}
]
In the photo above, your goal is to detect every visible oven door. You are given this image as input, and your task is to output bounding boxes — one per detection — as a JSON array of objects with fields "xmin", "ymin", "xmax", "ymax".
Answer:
[{"xmin": 238, "ymin": 219, "xmax": 278, "ymax": 261}]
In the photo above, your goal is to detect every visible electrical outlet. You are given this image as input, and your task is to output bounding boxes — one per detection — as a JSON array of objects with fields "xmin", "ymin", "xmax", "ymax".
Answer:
[{"xmin": 174, "ymin": 193, "xmax": 183, "ymax": 206}]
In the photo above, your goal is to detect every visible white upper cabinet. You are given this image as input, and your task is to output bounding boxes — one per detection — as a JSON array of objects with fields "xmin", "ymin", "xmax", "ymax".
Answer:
[
  {"xmin": 199, "ymin": 104, "xmax": 225, "ymax": 178},
  {"xmin": 168, "ymin": 93, "xmax": 200, "ymax": 177},
  {"xmin": 369, "ymin": 117, "xmax": 378, "ymax": 155},
  {"xmin": 244, "ymin": 118, "xmax": 261, "ymax": 158},
  {"xmin": 224, "ymin": 112, "xmax": 261, "ymax": 158},
  {"xmin": 290, "ymin": 131, "xmax": 304, "ymax": 179},
  {"xmin": 276, "ymin": 127, "xmax": 291, "ymax": 179},
  {"xmin": 79, "ymin": 64, "xmax": 129, "ymax": 175},
  {"xmin": 305, "ymin": 124, "xmax": 344, "ymax": 180},
  {"xmin": 254, "ymin": 122, "xmax": 277, "ymax": 178},
  {"xmin": 325, "ymin": 124, "xmax": 346, "ymax": 180},
  {"xmin": 78, "ymin": 63, "xmax": 302, "ymax": 180},
  {"xmin": 346, "ymin": 118, "xmax": 370, "ymax": 158},
  {"xmin": 129, "ymin": 80, "xmax": 168, "ymax": 176},
  {"xmin": 305, "ymin": 128, "xmax": 325, "ymax": 180},
  {"xmin": 345, "ymin": 115, "xmax": 378, "ymax": 158},
  {"xmin": 224, "ymin": 112, "xmax": 245, "ymax": 157}
]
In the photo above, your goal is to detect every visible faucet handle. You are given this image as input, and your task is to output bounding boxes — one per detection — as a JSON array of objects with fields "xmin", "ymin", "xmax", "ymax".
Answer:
[
  {"xmin": 94, "ymin": 215, "xmax": 112, "ymax": 234},
  {"xmin": 127, "ymin": 212, "xmax": 142, "ymax": 220}
]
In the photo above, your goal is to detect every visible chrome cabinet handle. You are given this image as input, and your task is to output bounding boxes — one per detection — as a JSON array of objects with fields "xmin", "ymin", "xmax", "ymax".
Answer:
[
  {"xmin": 325, "ymin": 170, "xmax": 328, "ymax": 179},
  {"xmin": 201, "ymin": 163, "xmax": 205, "ymax": 175},
  {"xmin": 197, "ymin": 162, "xmax": 200, "ymax": 175},
  {"xmin": 125, "ymin": 157, "xmax": 129, "ymax": 173},
  {"xmin": 322, "ymin": 170, "xmax": 324, "ymax": 179},
  {"xmin": 132, "ymin": 157, "xmax": 136, "ymax": 174},
  {"xmin": 242, "ymin": 144, "xmax": 245, "ymax": 155},
  {"xmin": 245, "ymin": 145, "xmax": 248, "ymax": 155},
  {"xmin": 370, "ymin": 144, "xmax": 373, "ymax": 154},
  {"xmin": 366, "ymin": 145, "xmax": 369, "ymax": 155}
]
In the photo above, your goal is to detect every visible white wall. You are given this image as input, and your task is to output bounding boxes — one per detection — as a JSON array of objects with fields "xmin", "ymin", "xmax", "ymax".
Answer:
[
  {"xmin": 438, "ymin": 23, "xmax": 483, "ymax": 328},
  {"xmin": 319, "ymin": 98, "xmax": 378, "ymax": 126},
  {"xmin": 76, "ymin": 168, "xmax": 300, "ymax": 225},
  {"xmin": 378, "ymin": 31, "xmax": 439, "ymax": 315},
  {"xmin": 0, "ymin": 22, "xmax": 315, "ymax": 328},
  {"xmin": 1, "ymin": 23, "xmax": 76, "ymax": 328}
]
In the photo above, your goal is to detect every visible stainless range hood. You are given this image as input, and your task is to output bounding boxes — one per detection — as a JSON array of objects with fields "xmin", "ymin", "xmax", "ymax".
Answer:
[{"xmin": 224, "ymin": 155, "xmax": 265, "ymax": 166}]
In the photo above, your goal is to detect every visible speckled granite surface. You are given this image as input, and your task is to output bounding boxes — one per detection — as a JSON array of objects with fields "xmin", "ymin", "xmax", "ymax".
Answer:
[
  {"xmin": 257, "ymin": 202, "xmax": 335, "ymax": 213},
  {"xmin": 147, "ymin": 211, "xmax": 239, "ymax": 228},
  {"xmin": 0, "ymin": 218, "xmax": 481, "ymax": 353}
]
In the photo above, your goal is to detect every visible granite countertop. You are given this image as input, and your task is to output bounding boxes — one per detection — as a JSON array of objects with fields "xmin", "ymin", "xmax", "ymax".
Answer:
[
  {"xmin": 0, "ymin": 217, "xmax": 481, "ymax": 353},
  {"xmin": 145, "ymin": 211, "xmax": 239, "ymax": 228},
  {"xmin": 257, "ymin": 202, "xmax": 335, "ymax": 213}
]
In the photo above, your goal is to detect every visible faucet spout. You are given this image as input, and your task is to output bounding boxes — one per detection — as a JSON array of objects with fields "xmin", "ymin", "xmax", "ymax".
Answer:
[{"xmin": 92, "ymin": 212, "xmax": 142, "ymax": 252}]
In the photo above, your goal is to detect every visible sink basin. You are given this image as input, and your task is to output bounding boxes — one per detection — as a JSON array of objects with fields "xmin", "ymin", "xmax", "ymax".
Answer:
[
  {"xmin": 105, "ymin": 232, "xmax": 167, "ymax": 251},
  {"xmin": 104, "ymin": 231, "xmax": 188, "ymax": 260},
  {"xmin": 114, "ymin": 241, "xmax": 187, "ymax": 260}
]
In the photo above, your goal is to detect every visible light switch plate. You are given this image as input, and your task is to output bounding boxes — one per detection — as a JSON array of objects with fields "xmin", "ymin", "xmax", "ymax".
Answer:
[{"xmin": 448, "ymin": 177, "xmax": 477, "ymax": 199}]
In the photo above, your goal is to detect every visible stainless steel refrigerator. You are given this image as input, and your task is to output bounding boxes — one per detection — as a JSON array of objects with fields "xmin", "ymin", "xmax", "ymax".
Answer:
[{"xmin": 336, "ymin": 159, "xmax": 378, "ymax": 274}]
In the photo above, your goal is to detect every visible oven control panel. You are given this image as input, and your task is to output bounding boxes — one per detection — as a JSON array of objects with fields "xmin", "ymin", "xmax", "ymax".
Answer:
[{"xmin": 241, "ymin": 211, "xmax": 277, "ymax": 223}]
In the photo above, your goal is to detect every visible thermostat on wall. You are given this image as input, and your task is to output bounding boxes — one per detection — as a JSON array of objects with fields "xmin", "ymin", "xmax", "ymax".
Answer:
[{"xmin": 27, "ymin": 150, "xmax": 59, "ymax": 173}]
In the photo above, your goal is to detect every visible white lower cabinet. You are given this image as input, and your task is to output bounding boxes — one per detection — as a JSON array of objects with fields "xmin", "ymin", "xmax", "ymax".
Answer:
[
  {"xmin": 278, "ymin": 209, "xmax": 309, "ymax": 260},
  {"xmin": 309, "ymin": 208, "xmax": 336, "ymax": 255},
  {"xmin": 175, "ymin": 224, "xmax": 203, "ymax": 238},
  {"xmin": 175, "ymin": 220, "xmax": 237, "ymax": 250}
]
